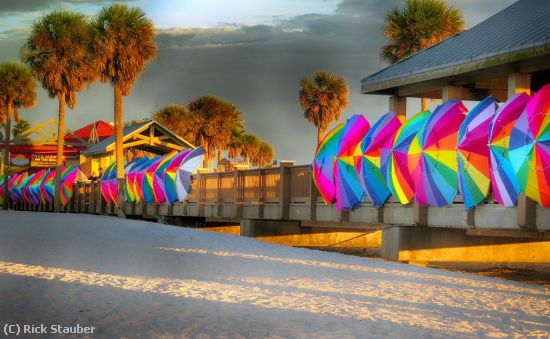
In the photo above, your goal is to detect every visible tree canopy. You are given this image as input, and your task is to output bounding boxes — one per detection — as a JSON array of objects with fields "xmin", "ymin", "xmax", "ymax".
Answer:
[{"xmin": 381, "ymin": 0, "xmax": 465, "ymax": 64}]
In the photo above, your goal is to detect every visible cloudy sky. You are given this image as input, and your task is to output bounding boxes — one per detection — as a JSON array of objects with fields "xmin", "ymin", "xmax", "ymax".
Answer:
[{"xmin": 0, "ymin": 0, "xmax": 516, "ymax": 163}]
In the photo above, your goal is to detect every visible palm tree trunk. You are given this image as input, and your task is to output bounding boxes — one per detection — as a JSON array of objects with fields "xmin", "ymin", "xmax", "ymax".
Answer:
[
  {"xmin": 203, "ymin": 142, "xmax": 209, "ymax": 169},
  {"xmin": 114, "ymin": 84, "xmax": 126, "ymax": 218},
  {"xmin": 53, "ymin": 94, "xmax": 65, "ymax": 213},
  {"xmin": 317, "ymin": 127, "xmax": 325, "ymax": 145},
  {"xmin": 2, "ymin": 101, "xmax": 12, "ymax": 210},
  {"xmin": 421, "ymin": 98, "xmax": 429, "ymax": 111}
]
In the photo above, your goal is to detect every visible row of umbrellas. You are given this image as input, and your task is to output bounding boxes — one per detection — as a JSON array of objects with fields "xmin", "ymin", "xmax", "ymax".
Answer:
[
  {"xmin": 313, "ymin": 84, "xmax": 550, "ymax": 210},
  {"xmin": 5, "ymin": 166, "xmax": 84, "ymax": 207},
  {"xmin": 101, "ymin": 146, "xmax": 205, "ymax": 206}
]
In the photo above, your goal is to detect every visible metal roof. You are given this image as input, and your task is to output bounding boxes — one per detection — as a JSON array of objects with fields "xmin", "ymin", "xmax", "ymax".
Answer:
[
  {"xmin": 82, "ymin": 120, "xmax": 194, "ymax": 156},
  {"xmin": 361, "ymin": 0, "xmax": 550, "ymax": 93}
]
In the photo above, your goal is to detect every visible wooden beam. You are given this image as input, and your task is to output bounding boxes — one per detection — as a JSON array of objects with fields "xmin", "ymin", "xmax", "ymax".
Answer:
[
  {"xmin": 466, "ymin": 228, "xmax": 549, "ymax": 239},
  {"xmin": 508, "ymin": 73, "xmax": 531, "ymax": 97},
  {"xmin": 301, "ymin": 220, "xmax": 381, "ymax": 230},
  {"xmin": 122, "ymin": 139, "xmax": 149, "ymax": 149}
]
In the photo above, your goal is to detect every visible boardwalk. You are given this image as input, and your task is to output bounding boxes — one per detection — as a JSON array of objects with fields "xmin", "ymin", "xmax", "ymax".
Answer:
[{"xmin": 0, "ymin": 211, "xmax": 548, "ymax": 338}]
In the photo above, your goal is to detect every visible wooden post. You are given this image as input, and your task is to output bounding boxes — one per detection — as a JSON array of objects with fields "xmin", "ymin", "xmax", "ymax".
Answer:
[
  {"xmin": 414, "ymin": 201, "xmax": 428, "ymax": 226},
  {"xmin": 279, "ymin": 165, "xmax": 290, "ymax": 220},
  {"xmin": 508, "ymin": 73, "xmax": 531, "ymax": 97},
  {"xmin": 442, "ymin": 85, "xmax": 462, "ymax": 102},
  {"xmin": 389, "ymin": 95, "xmax": 406, "ymax": 122},
  {"xmin": 216, "ymin": 173, "xmax": 222, "ymax": 218},
  {"xmin": 517, "ymin": 193, "xmax": 536, "ymax": 229},
  {"xmin": 198, "ymin": 174, "xmax": 205, "ymax": 217},
  {"xmin": 233, "ymin": 170, "xmax": 243, "ymax": 219},
  {"xmin": 338, "ymin": 209, "xmax": 350, "ymax": 222},
  {"xmin": 309, "ymin": 174, "xmax": 318, "ymax": 221},
  {"xmin": 258, "ymin": 169, "xmax": 264, "ymax": 219},
  {"xmin": 467, "ymin": 209, "xmax": 475, "ymax": 227}
]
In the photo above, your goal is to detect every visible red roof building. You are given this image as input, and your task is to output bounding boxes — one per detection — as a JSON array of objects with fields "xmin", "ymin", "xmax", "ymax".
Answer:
[{"xmin": 64, "ymin": 120, "xmax": 115, "ymax": 144}]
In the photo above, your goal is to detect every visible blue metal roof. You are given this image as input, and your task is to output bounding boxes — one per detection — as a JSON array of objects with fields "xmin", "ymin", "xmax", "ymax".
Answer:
[{"xmin": 362, "ymin": 0, "xmax": 550, "ymax": 89}]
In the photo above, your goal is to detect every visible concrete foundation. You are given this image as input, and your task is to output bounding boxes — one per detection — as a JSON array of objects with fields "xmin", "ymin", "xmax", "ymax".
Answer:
[
  {"xmin": 381, "ymin": 225, "xmax": 550, "ymax": 263},
  {"xmin": 240, "ymin": 219, "xmax": 381, "ymax": 249}
]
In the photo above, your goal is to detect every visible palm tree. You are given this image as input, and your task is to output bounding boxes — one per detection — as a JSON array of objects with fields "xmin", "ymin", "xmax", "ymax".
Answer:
[
  {"xmin": 23, "ymin": 10, "xmax": 96, "ymax": 212},
  {"xmin": 237, "ymin": 133, "xmax": 260, "ymax": 165},
  {"xmin": 91, "ymin": 4, "xmax": 158, "ymax": 216},
  {"xmin": 299, "ymin": 70, "xmax": 349, "ymax": 144},
  {"xmin": 255, "ymin": 141, "xmax": 275, "ymax": 168},
  {"xmin": 153, "ymin": 104, "xmax": 193, "ymax": 139},
  {"xmin": 12, "ymin": 119, "xmax": 32, "ymax": 143},
  {"xmin": 381, "ymin": 0, "xmax": 464, "ymax": 110},
  {"xmin": 187, "ymin": 95, "xmax": 243, "ymax": 169},
  {"xmin": 0, "ymin": 62, "xmax": 37, "ymax": 209}
]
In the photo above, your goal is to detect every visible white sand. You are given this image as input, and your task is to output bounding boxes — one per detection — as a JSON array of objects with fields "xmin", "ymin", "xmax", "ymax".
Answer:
[{"xmin": 0, "ymin": 211, "xmax": 548, "ymax": 338}]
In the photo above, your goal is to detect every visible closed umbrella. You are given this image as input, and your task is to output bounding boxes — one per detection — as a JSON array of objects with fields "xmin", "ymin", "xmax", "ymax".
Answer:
[
  {"xmin": 312, "ymin": 122, "xmax": 345, "ymax": 204},
  {"xmin": 509, "ymin": 84, "xmax": 550, "ymax": 206},
  {"xmin": 176, "ymin": 147, "xmax": 205, "ymax": 202},
  {"xmin": 489, "ymin": 93, "xmax": 530, "ymax": 206},
  {"xmin": 358, "ymin": 111, "xmax": 402, "ymax": 207},
  {"xmin": 381, "ymin": 110, "xmax": 431, "ymax": 205},
  {"xmin": 413, "ymin": 100, "xmax": 468, "ymax": 207},
  {"xmin": 334, "ymin": 114, "xmax": 370, "ymax": 211},
  {"xmin": 457, "ymin": 97, "xmax": 498, "ymax": 210}
]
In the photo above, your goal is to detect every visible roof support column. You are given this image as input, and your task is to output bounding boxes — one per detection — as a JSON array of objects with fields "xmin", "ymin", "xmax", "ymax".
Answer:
[
  {"xmin": 442, "ymin": 85, "xmax": 462, "ymax": 102},
  {"xmin": 508, "ymin": 73, "xmax": 535, "ymax": 229},
  {"xmin": 389, "ymin": 95, "xmax": 406, "ymax": 122},
  {"xmin": 508, "ymin": 73, "xmax": 531, "ymax": 97}
]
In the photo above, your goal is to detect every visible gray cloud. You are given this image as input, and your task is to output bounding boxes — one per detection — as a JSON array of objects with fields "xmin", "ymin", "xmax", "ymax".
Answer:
[
  {"xmin": 0, "ymin": 0, "xmax": 134, "ymax": 15},
  {"xmin": 0, "ymin": 0, "xmax": 516, "ymax": 163}
]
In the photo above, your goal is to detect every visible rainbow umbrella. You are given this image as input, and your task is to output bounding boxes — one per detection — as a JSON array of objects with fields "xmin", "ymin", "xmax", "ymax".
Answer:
[
  {"xmin": 457, "ymin": 97, "xmax": 498, "ymax": 210},
  {"xmin": 176, "ymin": 147, "xmax": 205, "ymax": 202},
  {"xmin": 42, "ymin": 170, "xmax": 56, "ymax": 204},
  {"xmin": 101, "ymin": 162, "xmax": 115, "ymax": 205},
  {"xmin": 312, "ymin": 122, "xmax": 345, "ymax": 205},
  {"xmin": 60, "ymin": 166, "xmax": 78, "ymax": 206},
  {"xmin": 413, "ymin": 100, "xmax": 468, "ymax": 207},
  {"xmin": 489, "ymin": 93, "xmax": 531, "ymax": 207},
  {"xmin": 135, "ymin": 156, "xmax": 159, "ymax": 203},
  {"xmin": 358, "ymin": 111, "xmax": 402, "ymax": 207},
  {"xmin": 125, "ymin": 157, "xmax": 149, "ymax": 203},
  {"xmin": 153, "ymin": 151, "xmax": 177, "ymax": 204},
  {"xmin": 381, "ymin": 111, "xmax": 431, "ymax": 205},
  {"xmin": 509, "ymin": 85, "xmax": 550, "ymax": 207},
  {"xmin": 143, "ymin": 156, "xmax": 163, "ymax": 203},
  {"xmin": 0, "ymin": 174, "xmax": 4, "ymax": 205},
  {"xmin": 334, "ymin": 115, "xmax": 370, "ymax": 211},
  {"xmin": 164, "ymin": 149, "xmax": 192, "ymax": 203}
]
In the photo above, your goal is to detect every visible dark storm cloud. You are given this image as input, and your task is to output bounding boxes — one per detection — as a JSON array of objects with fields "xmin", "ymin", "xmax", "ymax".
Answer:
[
  {"xmin": 0, "ymin": 0, "xmax": 134, "ymax": 15},
  {"xmin": 0, "ymin": 0, "xmax": 518, "ymax": 163}
]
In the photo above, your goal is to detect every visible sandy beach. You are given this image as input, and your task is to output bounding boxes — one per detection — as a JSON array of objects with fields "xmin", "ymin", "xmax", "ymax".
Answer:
[{"xmin": 0, "ymin": 211, "xmax": 549, "ymax": 338}]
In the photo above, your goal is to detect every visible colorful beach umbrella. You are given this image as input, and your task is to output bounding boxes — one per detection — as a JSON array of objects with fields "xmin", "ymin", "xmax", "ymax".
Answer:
[
  {"xmin": 176, "ymin": 147, "xmax": 205, "ymax": 202},
  {"xmin": 489, "ymin": 93, "xmax": 531, "ymax": 207},
  {"xmin": 312, "ymin": 122, "xmax": 345, "ymax": 204},
  {"xmin": 153, "ymin": 151, "xmax": 177, "ymax": 204},
  {"xmin": 125, "ymin": 157, "xmax": 149, "ymax": 203},
  {"xmin": 358, "ymin": 111, "xmax": 402, "ymax": 207},
  {"xmin": 381, "ymin": 110, "xmax": 431, "ymax": 205},
  {"xmin": 101, "ymin": 162, "xmax": 116, "ymax": 205},
  {"xmin": 0, "ymin": 174, "xmax": 4, "ymax": 205},
  {"xmin": 413, "ymin": 100, "xmax": 468, "ymax": 207},
  {"xmin": 509, "ymin": 85, "xmax": 550, "ymax": 206},
  {"xmin": 42, "ymin": 170, "xmax": 55, "ymax": 204},
  {"xmin": 164, "ymin": 149, "xmax": 192, "ymax": 204},
  {"xmin": 334, "ymin": 115, "xmax": 370, "ymax": 211},
  {"xmin": 60, "ymin": 166, "xmax": 79, "ymax": 206},
  {"xmin": 457, "ymin": 97, "xmax": 498, "ymax": 210}
]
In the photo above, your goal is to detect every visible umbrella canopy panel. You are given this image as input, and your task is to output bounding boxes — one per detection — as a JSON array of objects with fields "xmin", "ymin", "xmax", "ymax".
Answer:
[{"xmin": 312, "ymin": 122, "xmax": 345, "ymax": 205}]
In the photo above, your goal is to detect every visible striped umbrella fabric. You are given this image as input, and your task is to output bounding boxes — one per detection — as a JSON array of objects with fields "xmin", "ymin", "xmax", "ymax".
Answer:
[
  {"xmin": 489, "ymin": 93, "xmax": 531, "ymax": 207},
  {"xmin": 176, "ymin": 147, "xmax": 205, "ymax": 202},
  {"xmin": 312, "ymin": 122, "xmax": 345, "ymax": 205},
  {"xmin": 153, "ymin": 151, "xmax": 178, "ymax": 204},
  {"xmin": 509, "ymin": 84, "xmax": 550, "ymax": 206},
  {"xmin": 101, "ymin": 162, "xmax": 116, "ymax": 205},
  {"xmin": 382, "ymin": 110, "xmax": 431, "ymax": 205},
  {"xmin": 334, "ymin": 114, "xmax": 370, "ymax": 211},
  {"xmin": 457, "ymin": 97, "xmax": 498, "ymax": 210},
  {"xmin": 164, "ymin": 149, "xmax": 192, "ymax": 204},
  {"xmin": 413, "ymin": 100, "xmax": 468, "ymax": 207},
  {"xmin": 358, "ymin": 111, "xmax": 402, "ymax": 207},
  {"xmin": 125, "ymin": 157, "xmax": 150, "ymax": 203}
]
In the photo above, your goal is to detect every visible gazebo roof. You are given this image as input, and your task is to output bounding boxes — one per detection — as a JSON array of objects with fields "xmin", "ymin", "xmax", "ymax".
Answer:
[
  {"xmin": 361, "ymin": 0, "xmax": 550, "ymax": 100},
  {"xmin": 82, "ymin": 120, "xmax": 194, "ymax": 157}
]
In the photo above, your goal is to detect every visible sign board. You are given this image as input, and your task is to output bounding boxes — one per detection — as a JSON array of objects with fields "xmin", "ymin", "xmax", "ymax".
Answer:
[
  {"xmin": 10, "ymin": 154, "xmax": 30, "ymax": 167},
  {"xmin": 30, "ymin": 154, "xmax": 57, "ymax": 168}
]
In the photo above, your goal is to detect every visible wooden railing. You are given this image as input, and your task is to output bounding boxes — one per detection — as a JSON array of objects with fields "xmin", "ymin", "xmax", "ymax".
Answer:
[{"xmin": 8, "ymin": 163, "xmax": 541, "ymax": 231}]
